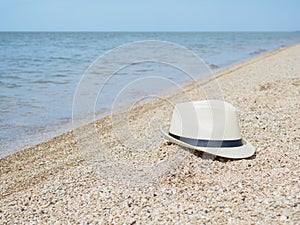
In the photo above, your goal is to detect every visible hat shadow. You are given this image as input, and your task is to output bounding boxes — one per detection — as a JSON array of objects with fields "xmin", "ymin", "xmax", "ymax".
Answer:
[{"xmin": 174, "ymin": 143, "xmax": 257, "ymax": 162}]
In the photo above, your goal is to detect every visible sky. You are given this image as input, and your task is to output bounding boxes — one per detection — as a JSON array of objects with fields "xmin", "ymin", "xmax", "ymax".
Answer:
[{"xmin": 0, "ymin": 0, "xmax": 299, "ymax": 32}]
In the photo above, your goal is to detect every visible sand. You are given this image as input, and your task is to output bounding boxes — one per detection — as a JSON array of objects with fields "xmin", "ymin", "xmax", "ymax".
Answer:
[{"xmin": 0, "ymin": 43, "xmax": 300, "ymax": 224}]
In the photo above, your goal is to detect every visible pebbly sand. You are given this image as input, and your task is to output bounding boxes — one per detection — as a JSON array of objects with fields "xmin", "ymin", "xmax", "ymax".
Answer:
[{"xmin": 1, "ymin": 43, "xmax": 300, "ymax": 224}]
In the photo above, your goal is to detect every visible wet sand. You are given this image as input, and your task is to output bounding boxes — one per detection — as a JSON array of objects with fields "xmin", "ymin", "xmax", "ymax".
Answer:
[{"xmin": 0, "ymin": 43, "xmax": 300, "ymax": 224}]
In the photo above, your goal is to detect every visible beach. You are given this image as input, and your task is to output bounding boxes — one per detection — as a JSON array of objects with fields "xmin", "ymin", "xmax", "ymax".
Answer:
[{"xmin": 1, "ymin": 43, "xmax": 300, "ymax": 224}]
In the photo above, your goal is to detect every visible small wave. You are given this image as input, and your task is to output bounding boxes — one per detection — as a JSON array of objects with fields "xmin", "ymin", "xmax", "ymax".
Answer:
[
  {"xmin": 135, "ymin": 69, "xmax": 152, "ymax": 73},
  {"xmin": 33, "ymin": 80, "xmax": 69, "ymax": 84},
  {"xmin": 53, "ymin": 74, "xmax": 68, "ymax": 78},
  {"xmin": 31, "ymin": 58, "xmax": 44, "ymax": 63},
  {"xmin": 57, "ymin": 69, "xmax": 72, "ymax": 73},
  {"xmin": 6, "ymin": 83, "xmax": 23, "ymax": 88},
  {"xmin": 22, "ymin": 70, "xmax": 41, "ymax": 74},
  {"xmin": 249, "ymin": 48, "xmax": 267, "ymax": 56},
  {"xmin": 0, "ymin": 75, "xmax": 22, "ymax": 80},
  {"xmin": 49, "ymin": 56, "xmax": 71, "ymax": 61}
]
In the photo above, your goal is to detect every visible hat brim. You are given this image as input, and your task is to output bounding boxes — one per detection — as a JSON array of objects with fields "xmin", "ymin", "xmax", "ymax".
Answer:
[{"xmin": 160, "ymin": 126, "xmax": 255, "ymax": 159}]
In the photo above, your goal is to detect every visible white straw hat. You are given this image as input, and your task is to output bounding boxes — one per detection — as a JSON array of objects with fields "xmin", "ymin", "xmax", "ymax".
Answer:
[{"xmin": 161, "ymin": 100, "xmax": 255, "ymax": 159}]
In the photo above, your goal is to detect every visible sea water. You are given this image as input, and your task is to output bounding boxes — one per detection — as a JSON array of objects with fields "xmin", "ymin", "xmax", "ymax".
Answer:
[{"xmin": 0, "ymin": 32, "xmax": 300, "ymax": 157}]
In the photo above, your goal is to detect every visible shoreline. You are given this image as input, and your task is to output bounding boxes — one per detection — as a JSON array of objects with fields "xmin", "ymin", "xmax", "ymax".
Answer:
[
  {"xmin": 1, "ymin": 42, "xmax": 295, "ymax": 159},
  {"xmin": 1, "ymin": 43, "xmax": 300, "ymax": 223},
  {"xmin": 2, "ymin": 32, "xmax": 300, "ymax": 158}
]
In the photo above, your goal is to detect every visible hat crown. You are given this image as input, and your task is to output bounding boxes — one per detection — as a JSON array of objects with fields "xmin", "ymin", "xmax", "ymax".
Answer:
[{"xmin": 169, "ymin": 100, "xmax": 241, "ymax": 140}]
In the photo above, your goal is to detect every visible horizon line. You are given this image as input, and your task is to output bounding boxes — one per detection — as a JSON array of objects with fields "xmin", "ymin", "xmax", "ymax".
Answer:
[{"xmin": 0, "ymin": 30, "xmax": 299, "ymax": 33}]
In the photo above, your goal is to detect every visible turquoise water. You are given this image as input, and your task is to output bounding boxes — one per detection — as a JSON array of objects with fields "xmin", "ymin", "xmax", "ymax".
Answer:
[{"xmin": 0, "ymin": 32, "xmax": 300, "ymax": 157}]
